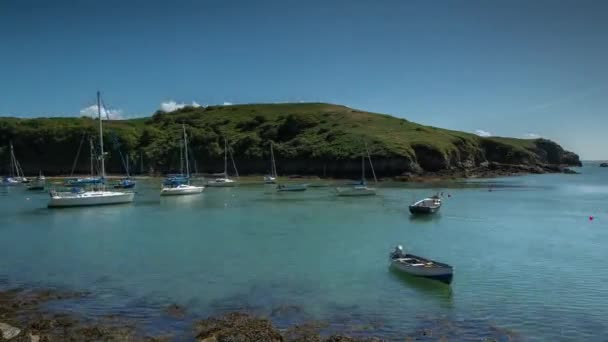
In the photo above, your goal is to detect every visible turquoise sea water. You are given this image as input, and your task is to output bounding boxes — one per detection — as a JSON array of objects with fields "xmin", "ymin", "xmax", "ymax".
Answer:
[{"xmin": 1, "ymin": 164, "xmax": 607, "ymax": 340}]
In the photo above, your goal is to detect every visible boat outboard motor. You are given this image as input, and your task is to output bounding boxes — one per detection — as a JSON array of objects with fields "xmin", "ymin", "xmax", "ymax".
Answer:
[{"xmin": 391, "ymin": 245, "xmax": 404, "ymax": 259}]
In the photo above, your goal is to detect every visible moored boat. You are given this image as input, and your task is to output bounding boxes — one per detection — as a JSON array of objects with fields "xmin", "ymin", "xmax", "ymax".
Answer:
[
  {"xmin": 207, "ymin": 137, "xmax": 238, "ymax": 187},
  {"xmin": 160, "ymin": 183, "xmax": 204, "ymax": 196},
  {"xmin": 160, "ymin": 125, "xmax": 204, "ymax": 196},
  {"xmin": 409, "ymin": 196, "xmax": 442, "ymax": 215},
  {"xmin": 113, "ymin": 178, "xmax": 136, "ymax": 189},
  {"xmin": 389, "ymin": 245, "xmax": 453, "ymax": 284},
  {"xmin": 48, "ymin": 189, "xmax": 134, "ymax": 207},
  {"xmin": 277, "ymin": 184, "xmax": 308, "ymax": 192},
  {"xmin": 48, "ymin": 92, "xmax": 134, "ymax": 208},
  {"xmin": 336, "ymin": 142, "xmax": 377, "ymax": 197}
]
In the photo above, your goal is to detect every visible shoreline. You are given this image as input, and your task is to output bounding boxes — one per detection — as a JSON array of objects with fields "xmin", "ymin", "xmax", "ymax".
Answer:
[
  {"xmin": 0, "ymin": 287, "xmax": 520, "ymax": 341},
  {"xmin": 28, "ymin": 162, "xmax": 580, "ymax": 184}
]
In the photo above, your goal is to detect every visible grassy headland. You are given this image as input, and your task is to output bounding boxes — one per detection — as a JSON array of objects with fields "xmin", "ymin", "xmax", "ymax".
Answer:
[{"xmin": 0, "ymin": 103, "xmax": 580, "ymax": 178}]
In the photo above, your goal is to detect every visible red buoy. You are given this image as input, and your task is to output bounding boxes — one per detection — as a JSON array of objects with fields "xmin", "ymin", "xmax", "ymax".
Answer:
[{"xmin": 589, "ymin": 216, "xmax": 594, "ymax": 221}]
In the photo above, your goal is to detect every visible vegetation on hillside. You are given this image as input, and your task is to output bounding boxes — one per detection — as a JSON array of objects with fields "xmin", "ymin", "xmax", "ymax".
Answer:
[{"xmin": 0, "ymin": 103, "xmax": 580, "ymax": 176}]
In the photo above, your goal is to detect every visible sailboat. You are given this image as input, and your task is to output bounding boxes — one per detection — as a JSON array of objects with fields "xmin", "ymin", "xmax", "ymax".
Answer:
[
  {"xmin": 207, "ymin": 137, "xmax": 238, "ymax": 187},
  {"xmin": 114, "ymin": 155, "xmax": 136, "ymax": 189},
  {"xmin": 27, "ymin": 171, "xmax": 46, "ymax": 191},
  {"xmin": 2, "ymin": 142, "xmax": 28, "ymax": 184},
  {"xmin": 65, "ymin": 137, "xmax": 103, "ymax": 186},
  {"xmin": 160, "ymin": 125, "xmax": 204, "ymax": 196},
  {"xmin": 264, "ymin": 142, "xmax": 277, "ymax": 184},
  {"xmin": 336, "ymin": 142, "xmax": 377, "ymax": 196},
  {"xmin": 269, "ymin": 142, "xmax": 308, "ymax": 192},
  {"xmin": 48, "ymin": 92, "xmax": 135, "ymax": 208}
]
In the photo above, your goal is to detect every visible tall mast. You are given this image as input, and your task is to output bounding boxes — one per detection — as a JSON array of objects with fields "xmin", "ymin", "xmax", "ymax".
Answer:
[
  {"xmin": 270, "ymin": 142, "xmax": 277, "ymax": 177},
  {"xmin": 183, "ymin": 124, "xmax": 190, "ymax": 178},
  {"xmin": 224, "ymin": 137, "xmax": 228, "ymax": 177},
  {"xmin": 361, "ymin": 153, "xmax": 365, "ymax": 182},
  {"xmin": 97, "ymin": 91, "xmax": 105, "ymax": 179},
  {"xmin": 364, "ymin": 140, "xmax": 377, "ymax": 183},
  {"xmin": 180, "ymin": 138, "xmax": 184, "ymax": 175},
  {"xmin": 9, "ymin": 141, "xmax": 14, "ymax": 177},
  {"xmin": 89, "ymin": 137, "xmax": 94, "ymax": 176}
]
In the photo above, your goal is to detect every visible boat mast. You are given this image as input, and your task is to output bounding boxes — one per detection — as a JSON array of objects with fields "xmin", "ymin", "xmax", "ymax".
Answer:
[
  {"xmin": 97, "ymin": 91, "xmax": 105, "ymax": 179},
  {"xmin": 270, "ymin": 142, "xmax": 277, "ymax": 177},
  {"xmin": 364, "ymin": 141, "xmax": 378, "ymax": 183},
  {"xmin": 361, "ymin": 153, "xmax": 365, "ymax": 182},
  {"xmin": 9, "ymin": 141, "xmax": 15, "ymax": 177},
  {"xmin": 180, "ymin": 138, "xmax": 184, "ymax": 176},
  {"xmin": 183, "ymin": 124, "xmax": 190, "ymax": 178},
  {"xmin": 224, "ymin": 137, "xmax": 228, "ymax": 178},
  {"xmin": 140, "ymin": 151, "xmax": 144, "ymax": 174},
  {"xmin": 89, "ymin": 137, "xmax": 94, "ymax": 176}
]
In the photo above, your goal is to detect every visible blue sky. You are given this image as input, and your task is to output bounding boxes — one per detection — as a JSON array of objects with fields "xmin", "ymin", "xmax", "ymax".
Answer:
[{"xmin": 1, "ymin": 0, "xmax": 606, "ymax": 159}]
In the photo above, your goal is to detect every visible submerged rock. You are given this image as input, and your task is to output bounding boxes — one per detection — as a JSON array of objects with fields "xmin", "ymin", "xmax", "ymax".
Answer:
[
  {"xmin": 562, "ymin": 168, "xmax": 579, "ymax": 174},
  {"xmin": 164, "ymin": 303, "xmax": 187, "ymax": 318},
  {"xmin": 0, "ymin": 322, "xmax": 21, "ymax": 340},
  {"xmin": 195, "ymin": 312, "xmax": 283, "ymax": 342},
  {"xmin": 600, "ymin": 162, "xmax": 608, "ymax": 167}
]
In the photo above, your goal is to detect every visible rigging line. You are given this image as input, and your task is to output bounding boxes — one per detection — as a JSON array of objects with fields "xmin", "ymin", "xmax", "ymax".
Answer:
[
  {"xmin": 69, "ymin": 132, "xmax": 87, "ymax": 176},
  {"xmin": 101, "ymin": 97, "xmax": 130, "ymax": 176}
]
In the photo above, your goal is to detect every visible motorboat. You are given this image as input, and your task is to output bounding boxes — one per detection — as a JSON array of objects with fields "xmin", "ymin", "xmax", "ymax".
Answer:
[{"xmin": 389, "ymin": 245, "xmax": 453, "ymax": 284}]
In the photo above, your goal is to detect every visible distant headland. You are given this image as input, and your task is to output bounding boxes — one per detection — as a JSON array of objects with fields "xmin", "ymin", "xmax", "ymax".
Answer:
[{"xmin": 0, "ymin": 103, "xmax": 581, "ymax": 179}]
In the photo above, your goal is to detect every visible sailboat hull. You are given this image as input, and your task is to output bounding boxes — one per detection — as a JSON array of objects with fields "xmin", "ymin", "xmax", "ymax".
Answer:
[
  {"xmin": 206, "ymin": 179, "xmax": 236, "ymax": 187},
  {"xmin": 48, "ymin": 191, "xmax": 134, "ymax": 208},
  {"xmin": 336, "ymin": 186, "xmax": 376, "ymax": 196},
  {"xmin": 160, "ymin": 185, "xmax": 204, "ymax": 196}
]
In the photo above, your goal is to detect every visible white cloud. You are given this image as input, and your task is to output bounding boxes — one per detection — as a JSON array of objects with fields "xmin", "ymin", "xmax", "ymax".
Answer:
[
  {"xmin": 223, "ymin": 102, "xmax": 233, "ymax": 106},
  {"xmin": 80, "ymin": 105, "xmax": 124, "ymax": 120},
  {"xmin": 160, "ymin": 100, "xmax": 202, "ymax": 112},
  {"xmin": 475, "ymin": 129, "xmax": 492, "ymax": 137},
  {"xmin": 524, "ymin": 133, "xmax": 541, "ymax": 139}
]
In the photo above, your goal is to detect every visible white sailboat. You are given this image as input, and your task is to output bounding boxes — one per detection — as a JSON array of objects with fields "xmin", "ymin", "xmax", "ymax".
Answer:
[
  {"xmin": 48, "ymin": 92, "xmax": 134, "ymax": 208},
  {"xmin": 160, "ymin": 125, "xmax": 204, "ymax": 196},
  {"xmin": 264, "ymin": 142, "xmax": 277, "ymax": 184},
  {"xmin": 3, "ymin": 142, "xmax": 28, "ymax": 184},
  {"xmin": 269, "ymin": 141, "xmax": 308, "ymax": 192},
  {"xmin": 207, "ymin": 137, "xmax": 238, "ymax": 187},
  {"xmin": 336, "ymin": 142, "xmax": 377, "ymax": 197}
]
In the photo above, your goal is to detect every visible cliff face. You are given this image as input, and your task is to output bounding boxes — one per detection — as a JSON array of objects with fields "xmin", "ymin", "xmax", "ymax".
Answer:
[{"xmin": 0, "ymin": 103, "xmax": 581, "ymax": 177}]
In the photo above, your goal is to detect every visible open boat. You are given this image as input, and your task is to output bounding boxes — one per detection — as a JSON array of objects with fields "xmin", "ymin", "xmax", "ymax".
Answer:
[
  {"xmin": 389, "ymin": 245, "xmax": 453, "ymax": 284},
  {"xmin": 48, "ymin": 92, "xmax": 134, "ymax": 208},
  {"xmin": 336, "ymin": 142, "xmax": 377, "ymax": 196},
  {"xmin": 207, "ymin": 138, "xmax": 238, "ymax": 187},
  {"xmin": 409, "ymin": 195, "xmax": 441, "ymax": 215},
  {"xmin": 160, "ymin": 125, "xmax": 204, "ymax": 196}
]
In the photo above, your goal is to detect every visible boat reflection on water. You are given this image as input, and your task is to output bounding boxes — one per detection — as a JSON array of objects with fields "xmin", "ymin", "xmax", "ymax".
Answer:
[
  {"xmin": 388, "ymin": 267, "xmax": 453, "ymax": 307},
  {"xmin": 408, "ymin": 212, "xmax": 442, "ymax": 223}
]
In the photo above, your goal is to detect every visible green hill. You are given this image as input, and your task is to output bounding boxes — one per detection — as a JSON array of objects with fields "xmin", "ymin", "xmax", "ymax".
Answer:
[{"xmin": 0, "ymin": 103, "xmax": 580, "ymax": 177}]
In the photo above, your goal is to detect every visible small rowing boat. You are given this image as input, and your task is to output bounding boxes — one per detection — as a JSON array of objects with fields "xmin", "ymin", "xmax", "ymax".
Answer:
[
  {"xmin": 409, "ymin": 195, "xmax": 441, "ymax": 215},
  {"xmin": 389, "ymin": 245, "xmax": 453, "ymax": 284}
]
